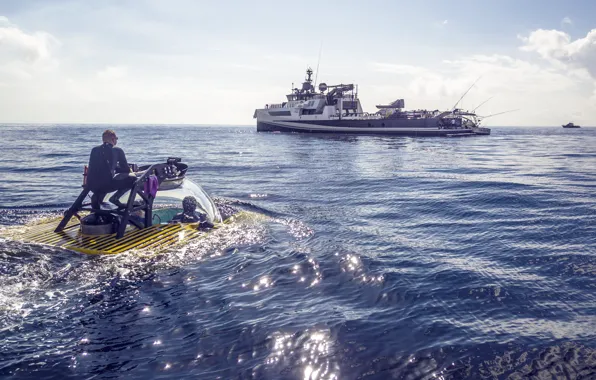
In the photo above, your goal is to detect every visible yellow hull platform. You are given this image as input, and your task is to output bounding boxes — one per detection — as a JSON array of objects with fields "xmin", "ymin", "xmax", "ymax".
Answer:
[{"xmin": 2, "ymin": 217, "xmax": 214, "ymax": 255}]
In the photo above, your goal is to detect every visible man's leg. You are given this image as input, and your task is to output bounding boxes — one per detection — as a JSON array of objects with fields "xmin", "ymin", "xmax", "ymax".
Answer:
[
  {"xmin": 108, "ymin": 176, "xmax": 137, "ymax": 208},
  {"xmin": 91, "ymin": 191, "xmax": 106, "ymax": 209}
]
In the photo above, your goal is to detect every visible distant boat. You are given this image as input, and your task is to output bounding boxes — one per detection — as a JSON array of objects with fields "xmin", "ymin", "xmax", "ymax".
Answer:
[{"xmin": 562, "ymin": 122, "xmax": 580, "ymax": 128}]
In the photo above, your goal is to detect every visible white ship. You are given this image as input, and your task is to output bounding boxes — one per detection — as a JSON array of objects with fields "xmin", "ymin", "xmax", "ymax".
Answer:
[{"xmin": 254, "ymin": 68, "xmax": 491, "ymax": 137}]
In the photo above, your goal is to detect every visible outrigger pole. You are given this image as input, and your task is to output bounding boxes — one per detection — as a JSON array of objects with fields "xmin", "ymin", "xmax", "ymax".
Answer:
[
  {"xmin": 314, "ymin": 41, "xmax": 323, "ymax": 89},
  {"xmin": 473, "ymin": 96, "xmax": 495, "ymax": 112},
  {"xmin": 481, "ymin": 109, "xmax": 520, "ymax": 119},
  {"xmin": 452, "ymin": 75, "xmax": 482, "ymax": 111}
]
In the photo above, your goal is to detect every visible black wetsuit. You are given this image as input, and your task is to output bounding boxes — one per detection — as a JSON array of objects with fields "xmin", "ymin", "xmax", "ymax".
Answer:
[
  {"xmin": 170, "ymin": 212, "xmax": 214, "ymax": 229},
  {"xmin": 87, "ymin": 143, "xmax": 135, "ymax": 209}
]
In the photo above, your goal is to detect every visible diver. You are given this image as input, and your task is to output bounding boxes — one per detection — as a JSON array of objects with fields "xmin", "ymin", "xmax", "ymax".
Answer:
[
  {"xmin": 170, "ymin": 196, "xmax": 214, "ymax": 229},
  {"xmin": 87, "ymin": 129, "xmax": 136, "ymax": 209}
]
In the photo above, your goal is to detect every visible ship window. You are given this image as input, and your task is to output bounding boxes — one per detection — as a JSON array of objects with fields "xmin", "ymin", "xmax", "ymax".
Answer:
[
  {"xmin": 269, "ymin": 110, "xmax": 291, "ymax": 116},
  {"xmin": 381, "ymin": 123, "xmax": 385, "ymax": 127}
]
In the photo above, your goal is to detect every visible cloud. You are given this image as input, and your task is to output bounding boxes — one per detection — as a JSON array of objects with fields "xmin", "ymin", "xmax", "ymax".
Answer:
[
  {"xmin": 369, "ymin": 47, "xmax": 595, "ymax": 126},
  {"xmin": 374, "ymin": 54, "xmax": 576, "ymax": 98},
  {"xmin": 434, "ymin": 19, "xmax": 448, "ymax": 28},
  {"xmin": 97, "ymin": 65, "xmax": 128, "ymax": 80},
  {"xmin": 1, "ymin": 8, "xmax": 594, "ymax": 126},
  {"xmin": 0, "ymin": 15, "xmax": 60, "ymax": 83},
  {"xmin": 0, "ymin": 16, "xmax": 59, "ymax": 63},
  {"xmin": 561, "ymin": 17, "xmax": 572, "ymax": 26},
  {"xmin": 372, "ymin": 63, "xmax": 429, "ymax": 75},
  {"xmin": 520, "ymin": 28, "xmax": 596, "ymax": 79}
]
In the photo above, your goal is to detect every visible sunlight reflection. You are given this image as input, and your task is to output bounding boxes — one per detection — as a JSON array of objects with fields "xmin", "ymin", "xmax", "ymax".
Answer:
[
  {"xmin": 260, "ymin": 276, "xmax": 271, "ymax": 287},
  {"xmin": 251, "ymin": 276, "xmax": 273, "ymax": 291},
  {"xmin": 272, "ymin": 217, "xmax": 314, "ymax": 239},
  {"xmin": 339, "ymin": 253, "xmax": 385, "ymax": 285},
  {"xmin": 342, "ymin": 253, "xmax": 362, "ymax": 272},
  {"xmin": 290, "ymin": 256, "xmax": 323, "ymax": 287},
  {"xmin": 267, "ymin": 329, "xmax": 339, "ymax": 380}
]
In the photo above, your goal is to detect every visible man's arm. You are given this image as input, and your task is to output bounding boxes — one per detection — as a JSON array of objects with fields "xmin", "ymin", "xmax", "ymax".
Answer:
[
  {"xmin": 88, "ymin": 149, "xmax": 95, "ymax": 168},
  {"xmin": 88, "ymin": 146, "xmax": 101, "ymax": 167},
  {"xmin": 114, "ymin": 147, "xmax": 130, "ymax": 173}
]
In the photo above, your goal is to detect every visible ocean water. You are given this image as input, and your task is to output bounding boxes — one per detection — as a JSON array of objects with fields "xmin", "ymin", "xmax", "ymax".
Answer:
[{"xmin": 0, "ymin": 125, "xmax": 595, "ymax": 379}]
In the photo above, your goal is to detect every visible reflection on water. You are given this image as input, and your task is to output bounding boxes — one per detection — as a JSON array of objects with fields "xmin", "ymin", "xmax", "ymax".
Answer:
[{"xmin": 267, "ymin": 329, "xmax": 338, "ymax": 380}]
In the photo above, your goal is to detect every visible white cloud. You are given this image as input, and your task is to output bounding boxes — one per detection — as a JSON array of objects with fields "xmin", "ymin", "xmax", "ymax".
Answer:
[
  {"xmin": 519, "ymin": 29, "xmax": 570, "ymax": 59},
  {"xmin": 372, "ymin": 28, "xmax": 595, "ymax": 123},
  {"xmin": 0, "ymin": 17, "xmax": 58, "ymax": 63},
  {"xmin": 434, "ymin": 19, "xmax": 448, "ymax": 28},
  {"xmin": 562, "ymin": 17, "xmax": 573, "ymax": 26},
  {"xmin": 520, "ymin": 28, "xmax": 596, "ymax": 79},
  {"xmin": 372, "ymin": 63, "xmax": 429, "ymax": 75},
  {"xmin": 0, "ymin": 8, "xmax": 595, "ymax": 126},
  {"xmin": 369, "ymin": 48, "xmax": 596, "ymax": 126},
  {"xmin": 97, "ymin": 65, "xmax": 128, "ymax": 80},
  {"xmin": 0, "ymin": 16, "xmax": 59, "ymax": 83}
]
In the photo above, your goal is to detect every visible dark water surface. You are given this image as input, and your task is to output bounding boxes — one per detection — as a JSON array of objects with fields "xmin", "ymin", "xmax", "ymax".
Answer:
[{"xmin": 0, "ymin": 125, "xmax": 595, "ymax": 379}]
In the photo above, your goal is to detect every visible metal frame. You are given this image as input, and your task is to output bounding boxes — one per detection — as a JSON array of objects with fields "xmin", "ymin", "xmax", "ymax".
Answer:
[{"xmin": 55, "ymin": 163, "xmax": 169, "ymax": 239}]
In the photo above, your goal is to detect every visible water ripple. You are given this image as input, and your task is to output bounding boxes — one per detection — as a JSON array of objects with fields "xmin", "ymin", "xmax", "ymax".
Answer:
[{"xmin": 0, "ymin": 125, "xmax": 595, "ymax": 379}]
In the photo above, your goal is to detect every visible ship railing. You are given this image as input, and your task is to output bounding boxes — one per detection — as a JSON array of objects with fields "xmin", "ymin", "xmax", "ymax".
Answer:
[{"xmin": 329, "ymin": 113, "xmax": 383, "ymax": 120}]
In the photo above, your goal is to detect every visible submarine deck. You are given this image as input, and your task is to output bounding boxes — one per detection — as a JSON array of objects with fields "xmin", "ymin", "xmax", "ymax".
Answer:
[{"xmin": 4, "ymin": 218, "xmax": 210, "ymax": 255}]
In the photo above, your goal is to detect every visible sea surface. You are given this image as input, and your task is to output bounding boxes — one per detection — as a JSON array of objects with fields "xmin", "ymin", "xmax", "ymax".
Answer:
[{"xmin": 0, "ymin": 125, "xmax": 595, "ymax": 380}]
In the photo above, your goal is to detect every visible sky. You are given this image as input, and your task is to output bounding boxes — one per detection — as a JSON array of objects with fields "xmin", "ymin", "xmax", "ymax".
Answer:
[{"xmin": 1, "ymin": 0, "xmax": 595, "ymax": 126}]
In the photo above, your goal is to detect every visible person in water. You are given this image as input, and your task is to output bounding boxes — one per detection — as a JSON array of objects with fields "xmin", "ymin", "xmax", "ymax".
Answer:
[
  {"xmin": 170, "ymin": 196, "xmax": 213, "ymax": 228},
  {"xmin": 87, "ymin": 129, "xmax": 136, "ymax": 209}
]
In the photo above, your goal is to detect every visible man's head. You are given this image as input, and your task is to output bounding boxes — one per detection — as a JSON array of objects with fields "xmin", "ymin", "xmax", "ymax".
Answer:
[
  {"xmin": 182, "ymin": 196, "xmax": 198, "ymax": 214},
  {"xmin": 102, "ymin": 129, "xmax": 118, "ymax": 145}
]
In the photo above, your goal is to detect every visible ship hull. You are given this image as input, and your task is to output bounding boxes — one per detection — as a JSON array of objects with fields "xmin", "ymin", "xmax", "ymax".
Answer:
[{"xmin": 257, "ymin": 120, "xmax": 489, "ymax": 136}]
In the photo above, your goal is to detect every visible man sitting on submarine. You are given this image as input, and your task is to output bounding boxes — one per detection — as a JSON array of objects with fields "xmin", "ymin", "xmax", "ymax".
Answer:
[{"xmin": 87, "ymin": 129, "xmax": 137, "ymax": 210}]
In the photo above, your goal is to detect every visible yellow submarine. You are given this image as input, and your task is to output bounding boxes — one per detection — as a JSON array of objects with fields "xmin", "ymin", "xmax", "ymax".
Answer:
[{"xmin": 1, "ymin": 158, "xmax": 232, "ymax": 255}]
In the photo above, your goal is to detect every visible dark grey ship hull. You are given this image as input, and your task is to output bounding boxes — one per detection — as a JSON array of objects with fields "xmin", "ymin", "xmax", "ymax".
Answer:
[{"xmin": 257, "ymin": 119, "xmax": 488, "ymax": 136}]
